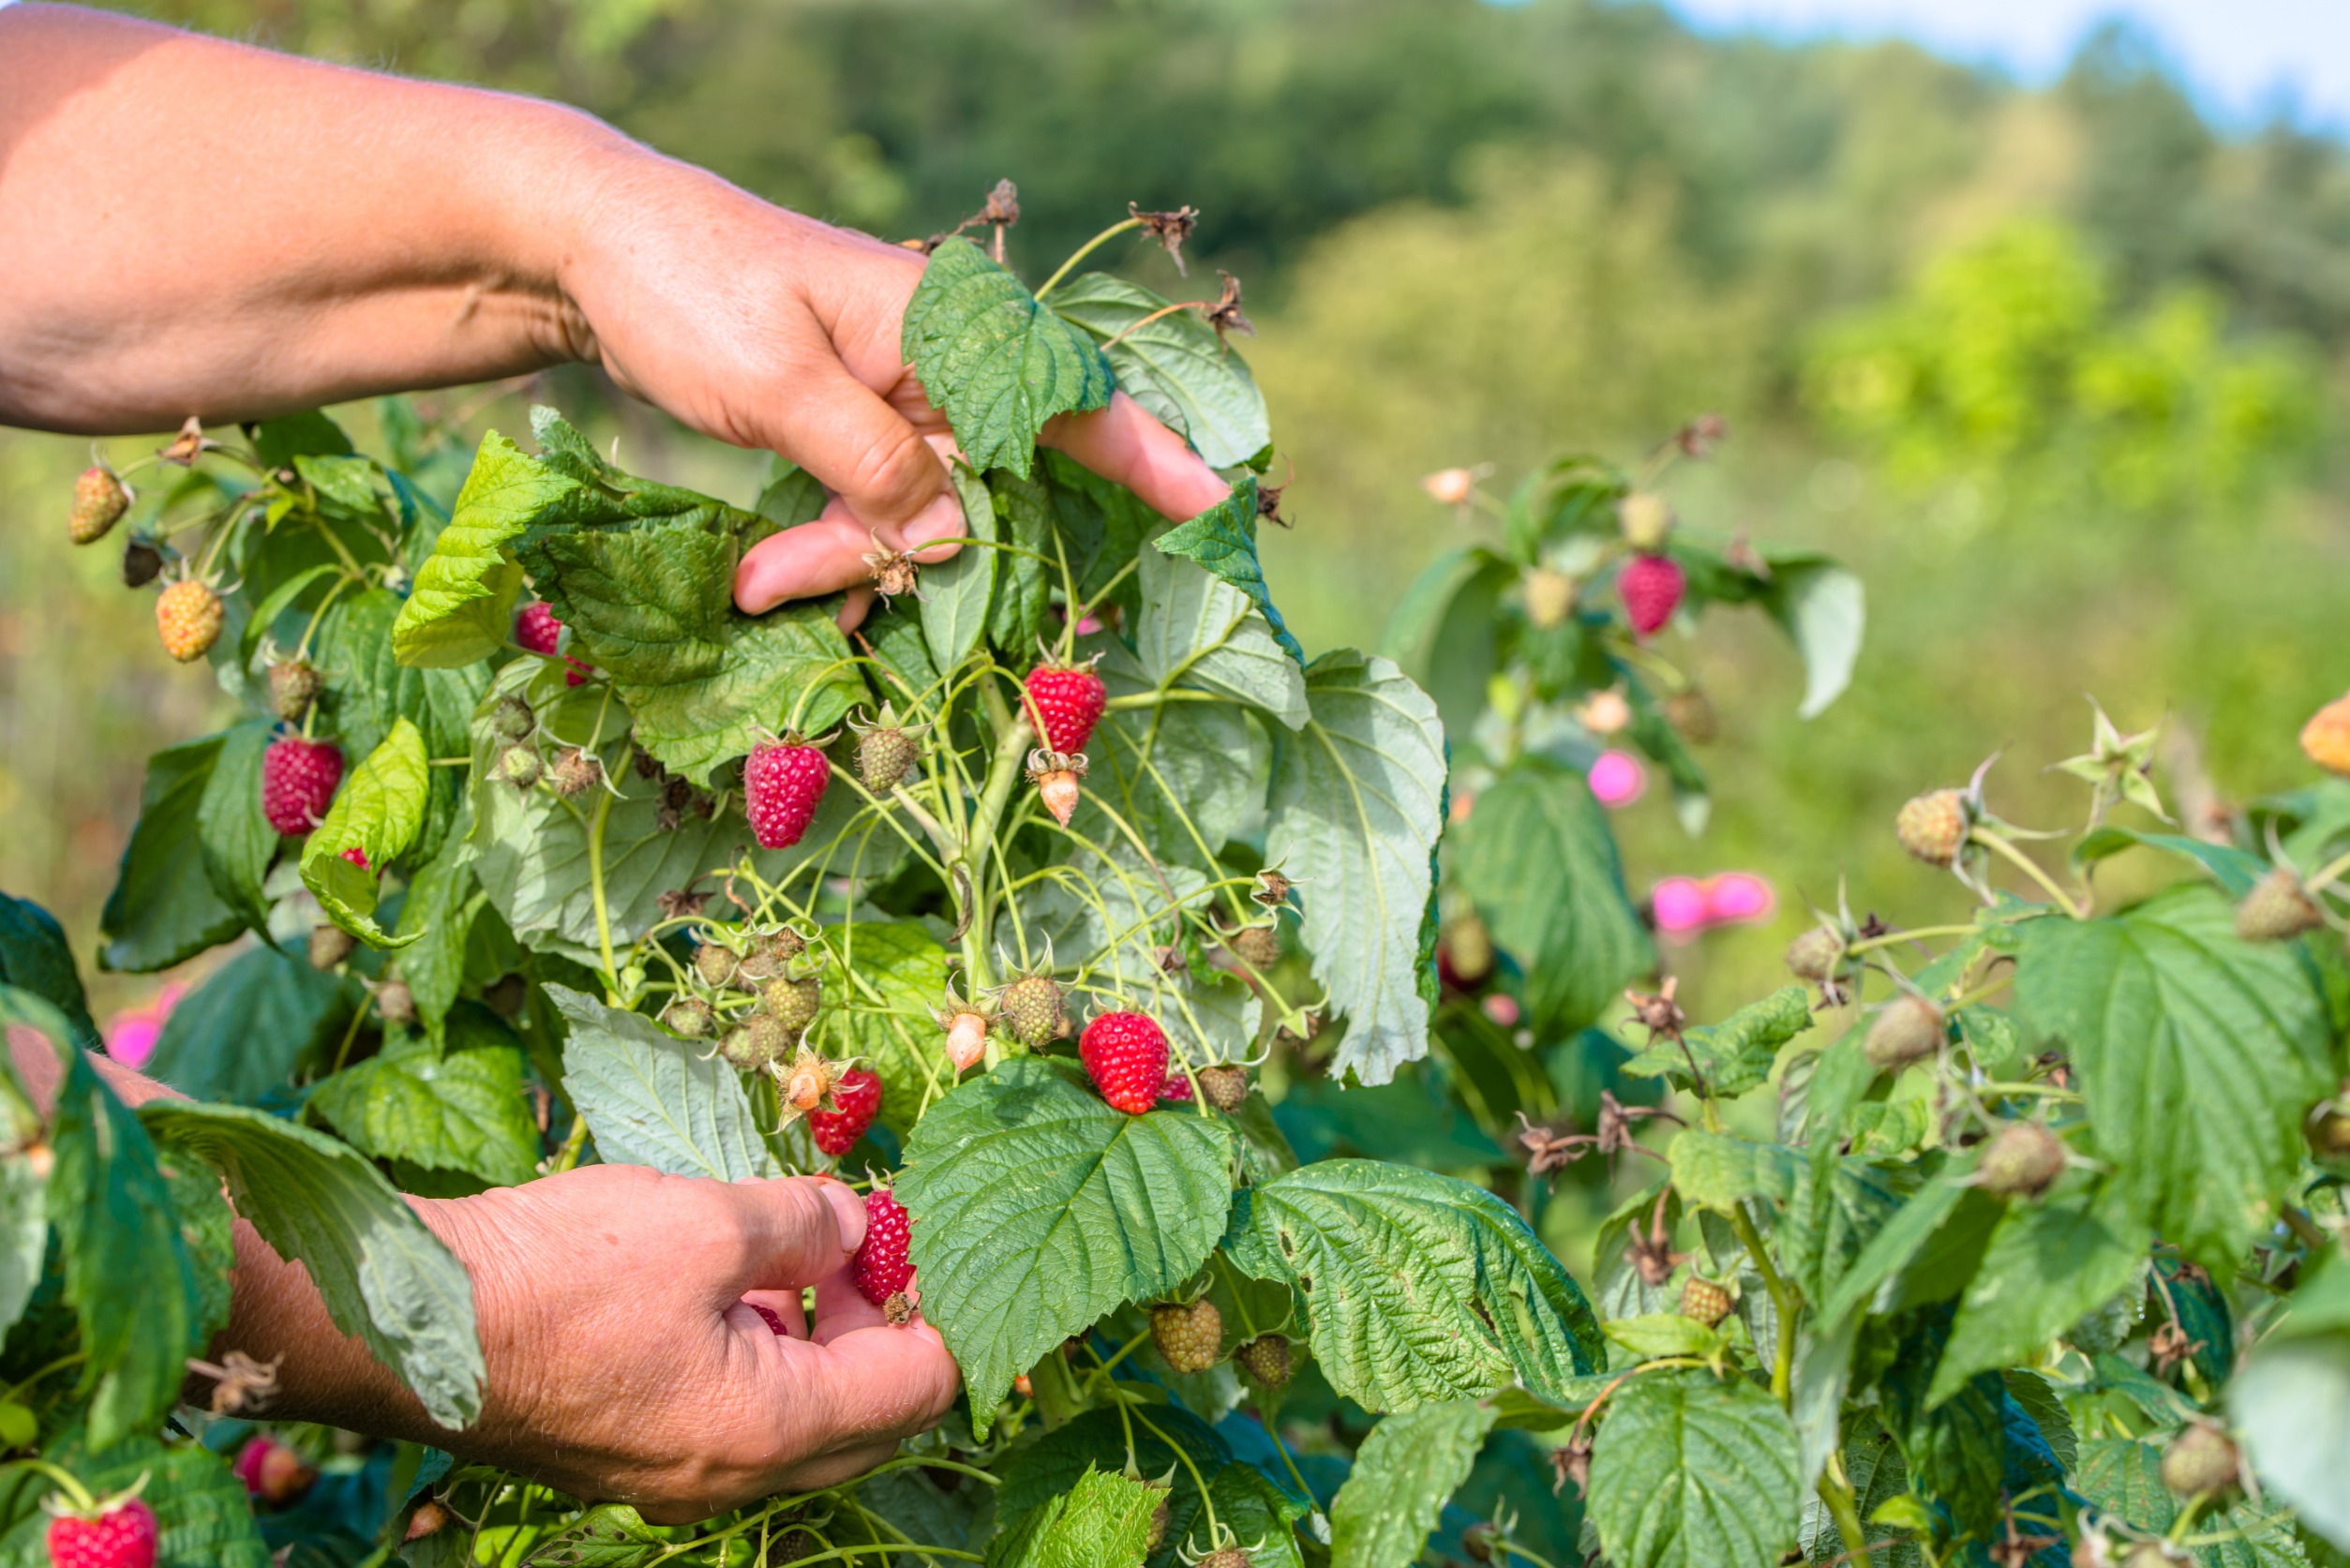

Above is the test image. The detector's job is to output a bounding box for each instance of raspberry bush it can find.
[0,187,2345,1568]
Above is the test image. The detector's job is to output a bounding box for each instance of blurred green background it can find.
[7,0,2348,1037]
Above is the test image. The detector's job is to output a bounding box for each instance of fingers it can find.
[713,1176,864,1301]
[776,358,955,542]
[734,494,965,617]
[1043,390,1233,524]
[771,1320,961,1455]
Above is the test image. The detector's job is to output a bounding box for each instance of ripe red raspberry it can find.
[234,1436,315,1504]
[749,1302,789,1337]
[46,1500,157,1568]
[262,736,344,836]
[851,1187,914,1306]
[1617,552,1685,637]
[745,739,831,850]
[1024,663,1108,754]
[1160,1071,1194,1104]
[155,579,223,663]
[514,600,589,686]
[1080,1011,1170,1113]
[809,1068,882,1157]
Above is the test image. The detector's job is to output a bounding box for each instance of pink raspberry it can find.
[515,600,590,685]
[45,1500,158,1568]
[744,739,831,850]
[262,736,343,836]
[1618,553,1686,637]
[851,1188,914,1306]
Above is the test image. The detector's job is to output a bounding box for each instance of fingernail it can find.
[818,1180,866,1252]
[902,490,966,548]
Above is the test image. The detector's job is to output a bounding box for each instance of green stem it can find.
[960,699,1037,993]
[550,1114,588,1175]
[588,783,620,999]
[1033,217,1143,300]
[1728,1204,1798,1403]
[1969,828,2084,919]
[2282,1206,2330,1251]
[1027,1349,1084,1431]
[2,1459,96,1515]
[1842,924,1981,957]
[1816,1465,1874,1568]
[1493,1543,1565,1568]
[2307,844,2350,895]
[1129,1403,1220,1547]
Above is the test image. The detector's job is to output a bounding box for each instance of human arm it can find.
[0,3,1229,617]
[5,1033,954,1522]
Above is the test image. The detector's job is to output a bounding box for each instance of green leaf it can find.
[0,1153,45,1348]
[2074,1438,2313,1568]
[894,1057,1238,1439]
[468,663,897,960]
[389,431,563,666]
[984,466,1055,656]
[396,819,477,1042]
[0,1426,269,1567]
[984,1464,1158,1568]
[2072,826,2265,893]
[902,239,1114,478]
[2234,1262,2350,1551]
[1782,1154,1905,1306]
[1264,650,1446,1084]
[1605,1313,1729,1361]
[252,409,354,467]
[1928,1179,2148,1406]
[549,985,782,1181]
[144,945,351,1103]
[141,1099,485,1427]
[1165,1464,1309,1568]
[815,921,950,1140]
[1454,757,1652,1034]
[1134,526,1309,727]
[11,988,203,1449]
[1668,1130,1800,1211]
[921,462,998,672]
[520,525,862,787]
[98,734,243,973]
[1329,1400,1496,1568]
[1812,1172,1972,1329]
[234,560,339,666]
[301,716,431,948]
[1079,641,1264,881]
[1586,1368,1801,1568]
[1051,274,1270,470]
[0,893,99,1049]
[2000,1369,2079,1473]
[1378,547,1518,743]
[1627,986,1815,1099]
[310,1039,543,1189]
[194,719,280,945]
[1757,558,1864,719]
[1154,478,1305,665]
[1224,1158,1603,1412]
[995,1405,1229,1539]
[315,586,488,794]
[2014,883,2335,1263]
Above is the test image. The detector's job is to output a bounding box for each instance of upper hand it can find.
[427,1163,958,1523]
[554,152,1232,628]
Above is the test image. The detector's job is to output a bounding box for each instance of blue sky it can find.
[1663,0,2350,131]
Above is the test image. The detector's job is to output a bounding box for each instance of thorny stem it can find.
[1032,217,1143,301]
[1968,827,2085,919]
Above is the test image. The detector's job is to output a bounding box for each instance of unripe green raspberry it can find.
[1864,994,1943,1072]
[663,996,715,1039]
[761,975,822,1035]
[1976,1121,2066,1200]
[2159,1422,2240,1500]
[1234,1334,1291,1389]
[997,974,1068,1047]
[694,942,741,989]
[1679,1277,1732,1327]
[1785,925,1845,982]
[492,695,536,741]
[720,1013,793,1071]
[1895,789,1969,866]
[497,745,544,791]
[2235,867,2324,942]
[268,659,323,724]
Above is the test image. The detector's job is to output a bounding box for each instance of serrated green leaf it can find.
[98,734,243,973]
[984,466,1054,656]
[317,587,489,786]
[1224,1158,1602,1411]
[1587,1368,1801,1568]
[902,239,1114,477]
[141,1099,485,1427]
[390,431,565,666]
[311,1039,542,1188]
[1668,1130,1800,1211]
[1626,986,1814,1099]
[1134,526,1308,728]
[1928,1179,2148,1406]
[815,921,949,1141]
[1782,1153,1905,1306]
[1051,274,1270,469]
[4,987,204,1450]
[2000,1369,2078,1473]
[234,560,339,666]
[1455,757,1652,1034]
[895,1057,1237,1440]
[144,945,351,1103]
[995,1405,1230,1539]
[1329,1400,1495,1568]
[301,716,430,948]
[1378,547,1518,744]
[194,719,279,945]
[921,462,998,673]
[397,816,477,1043]
[1605,1313,1729,1361]
[0,893,99,1050]
[2014,884,2334,1264]
[0,1426,269,1567]
[2075,1437,2312,1568]
[1264,650,1445,1085]
[549,985,781,1181]
[1154,478,1305,665]
[1082,638,1264,876]
[985,1464,1158,1568]
[469,662,897,959]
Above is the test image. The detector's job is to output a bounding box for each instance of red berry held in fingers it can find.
[45,1499,157,1568]
[1080,1011,1170,1113]
[1618,553,1685,637]
[745,739,831,849]
[1024,663,1108,754]
[852,1188,914,1306]
[749,1303,790,1337]
[809,1068,882,1157]
[262,736,344,836]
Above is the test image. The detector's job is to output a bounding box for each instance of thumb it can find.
[774,359,962,546]
[714,1176,866,1301]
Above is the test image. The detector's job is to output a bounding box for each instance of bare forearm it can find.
[0,4,629,433]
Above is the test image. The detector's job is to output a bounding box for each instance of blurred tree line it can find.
[10,0,2350,1023]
